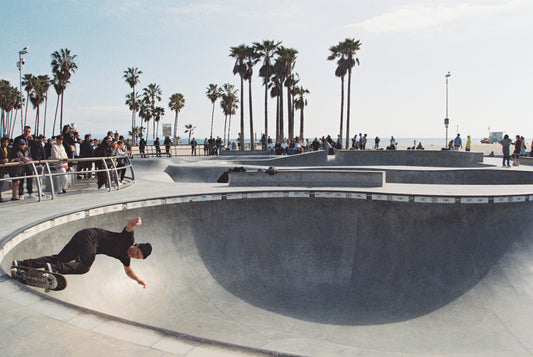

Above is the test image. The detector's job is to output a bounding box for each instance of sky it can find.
[1,0,532,142]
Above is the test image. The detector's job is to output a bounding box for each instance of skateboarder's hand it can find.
[137,279,146,288]
[126,217,142,232]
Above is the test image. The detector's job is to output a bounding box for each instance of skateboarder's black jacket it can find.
[19,227,134,274]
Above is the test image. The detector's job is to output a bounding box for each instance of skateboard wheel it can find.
[42,273,49,278]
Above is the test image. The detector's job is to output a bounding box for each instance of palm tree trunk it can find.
[248,79,255,150]
[346,68,352,149]
[228,114,232,146]
[132,88,136,145]
[287,85,293,140]
[24,93,30,128]
[210,102,215,139]
[276,95,280,141]
[174,111,179,142]
[60,92,64,130]
[264,83,268,140]
[223,114,228,146]
[52,94,60,136]
[152,119,155,141]
[279,85,284,140]
[43,96,48,137]
[239,76,244,151]
[300,104,304,140]
[339,77,345,146]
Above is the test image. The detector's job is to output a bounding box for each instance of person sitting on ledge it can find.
[12,217,152,288]
[416,142,424,150]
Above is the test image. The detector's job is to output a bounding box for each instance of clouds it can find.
[347,0,532,34]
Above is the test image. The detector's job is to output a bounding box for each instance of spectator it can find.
[164,136,172,155]
[51,135,69,194]
[512,135,521,166]
[95,136,114,189]
[453,134,462,150]
[0,136,9,202]
[465,135,472,152]
[154,137,161,157]
[500,134,512,167]
[374,136,380,150]
[191,137,197,156]
[79,134,95,179]
[139,137,147,158]
[8,139,32,200]
[13,126,36,198]
[115,140,127,184]
[62,125,75,159]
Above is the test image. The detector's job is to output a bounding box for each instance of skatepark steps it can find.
[334,150,484,167]
[228,170,385,187]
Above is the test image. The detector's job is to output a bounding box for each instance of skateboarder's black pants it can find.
[19,231,97,274]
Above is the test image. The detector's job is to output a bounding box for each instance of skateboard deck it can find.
[11,265,67,292]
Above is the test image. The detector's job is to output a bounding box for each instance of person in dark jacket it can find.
[79,134,95,178]
[62,125,75,159]
[139,137,147,158]
[0,136,10,202]
[95,136,114,189]
[9,139,33,200]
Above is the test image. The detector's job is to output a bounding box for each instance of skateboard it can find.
[11,265,67,292]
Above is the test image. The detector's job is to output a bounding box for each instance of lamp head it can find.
[445,71,451,78]
[19,46,28,55]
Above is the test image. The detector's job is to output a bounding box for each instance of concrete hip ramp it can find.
[3,194,533,355]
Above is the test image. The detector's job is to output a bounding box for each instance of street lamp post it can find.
[444,71,451,148]
[17,46,28,133]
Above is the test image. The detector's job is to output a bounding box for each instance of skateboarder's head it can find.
[128,243,152,259]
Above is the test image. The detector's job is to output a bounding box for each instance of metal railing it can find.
[0,155,135,202]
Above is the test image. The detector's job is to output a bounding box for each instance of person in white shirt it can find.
[51,135,69,194]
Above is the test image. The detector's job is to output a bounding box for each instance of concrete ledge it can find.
[334,150,484,167]
[228,170,385,187]
[236,150,328,167]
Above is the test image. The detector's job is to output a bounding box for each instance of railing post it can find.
[29,162,42,202]
[44,162,55,200]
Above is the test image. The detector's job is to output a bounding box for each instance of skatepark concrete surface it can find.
[2,151,533,356]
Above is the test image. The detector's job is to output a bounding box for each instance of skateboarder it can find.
[13,217,152,288]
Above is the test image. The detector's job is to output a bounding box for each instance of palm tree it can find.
[294,86,310,139]
[205,84,222,139]
[229,44,248,150]
[272,46,297,140]
[22,73,35,128]
[29,75,50,135]
[50,48,78,130]
[328,43,347,147]
[142,83,162,140]
[138,97,152,140]
[169,93,185,143]
[253,40,281,141]
[39,75,51,136]
[153,106,165,138]
[184,124,196,144]
[0,80,21,137]
[220,83,238,146]
[51,79,65,136]
[339,38,361,149]
[123,67,142,144]
[242,46,260,150]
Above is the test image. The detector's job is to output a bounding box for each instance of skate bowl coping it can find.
[2,190,533,355]
[228,170,385,187]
